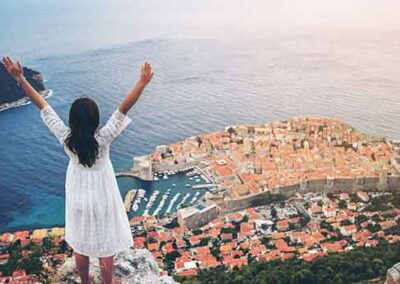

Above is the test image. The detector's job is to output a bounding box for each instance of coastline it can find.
[0,89,53,113]
[124,117,400,216]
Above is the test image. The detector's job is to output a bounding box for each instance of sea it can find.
[0,0,400,232]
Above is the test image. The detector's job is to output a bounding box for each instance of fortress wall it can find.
[305,179,327,192]
[388,176,400,190]
[278,184,300,195]
[331,178,357,192]
[221,191,278,213]
[220,175,400,213]
[364,177,380,188]
[153,161,198,173]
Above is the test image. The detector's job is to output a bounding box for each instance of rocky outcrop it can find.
[386,262,400,284]
[0,63,48,111]
[55,249,178,284]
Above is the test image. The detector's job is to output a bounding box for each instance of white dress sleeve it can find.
[97,108,132,145]
[40,105,70,145]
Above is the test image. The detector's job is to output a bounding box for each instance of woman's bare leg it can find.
[74,252,90,284]
[99,255,114,284]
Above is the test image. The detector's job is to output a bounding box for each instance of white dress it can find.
[40,105,133,258]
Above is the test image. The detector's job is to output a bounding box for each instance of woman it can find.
[2,56,153,283]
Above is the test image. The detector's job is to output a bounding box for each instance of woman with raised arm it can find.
[2,56,153,284]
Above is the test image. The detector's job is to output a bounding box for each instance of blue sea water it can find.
[1,0,400,232]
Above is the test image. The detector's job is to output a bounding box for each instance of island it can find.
[0,63,50,112]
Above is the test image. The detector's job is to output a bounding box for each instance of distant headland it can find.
[0,63,50,112]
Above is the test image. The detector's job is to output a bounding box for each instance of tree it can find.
[199,237,211,247]
[0,240,22,276]
[339,200,347,209]
[179,242,400,284]
[58,240,69,254]
[290,269,316,284]
[227,127,236,135]
[196,136,203,148]
[221,227,237,239]
[193,229,203,235]
[165,218,179,229]
[271,207,278,219]
[42,236,54,252]
[355,214,368,225]
[165,251,181,272]
[21,249,43,275]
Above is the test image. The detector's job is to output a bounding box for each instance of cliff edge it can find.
[54,249,178,284]
[386,262,400,284]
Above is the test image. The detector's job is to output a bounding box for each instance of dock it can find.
[192,184,215,189]
[124,189,137,212]
[116,171,139,178]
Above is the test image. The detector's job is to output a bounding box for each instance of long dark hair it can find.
[65,97,100,167]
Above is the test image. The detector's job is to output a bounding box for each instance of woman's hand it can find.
[139,62,153,86]
[2,56,24,81]
[1,55,48,109]
[119,62,154,114]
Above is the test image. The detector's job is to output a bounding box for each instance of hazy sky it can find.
[1,0,399,58]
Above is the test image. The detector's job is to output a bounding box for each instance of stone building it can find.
[132,155,153,181]
[177,202,220,229]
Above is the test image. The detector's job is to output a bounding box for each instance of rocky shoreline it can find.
[0,89,52,112]
[0,63,48,112]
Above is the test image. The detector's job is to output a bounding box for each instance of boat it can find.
[165,193,181,214]
[176,193,191,209]
[152,194,169,216]
[185,183,191,187]
[192,183,214,189]
[131,189,146,212]
[186,170,198,177]
[172,183,176,187]
[163,174,169,180]
[142,190,160,215]
[154,176,159,181]
[189,191,201,204]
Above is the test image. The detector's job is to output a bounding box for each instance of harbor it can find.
[118,168,211,218]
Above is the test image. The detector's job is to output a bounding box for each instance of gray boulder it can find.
[56,249,178,284]
[386,262,400,284]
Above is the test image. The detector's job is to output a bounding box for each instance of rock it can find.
[0,63,47,110]
[386,262,400,284]
[55,249,178,284]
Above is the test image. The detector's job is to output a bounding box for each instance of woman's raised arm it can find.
[118,62,153,115]
[2,56,48,110]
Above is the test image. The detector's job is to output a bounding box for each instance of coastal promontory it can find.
[0,63,49,111]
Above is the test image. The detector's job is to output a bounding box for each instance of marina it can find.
[119,168,211,218]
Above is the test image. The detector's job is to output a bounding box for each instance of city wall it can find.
[220,175,400,213]
[153,161,199,173]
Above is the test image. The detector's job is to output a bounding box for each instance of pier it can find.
[116,171,140,178]
[192,184,215,189]
[124,190,137,212]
